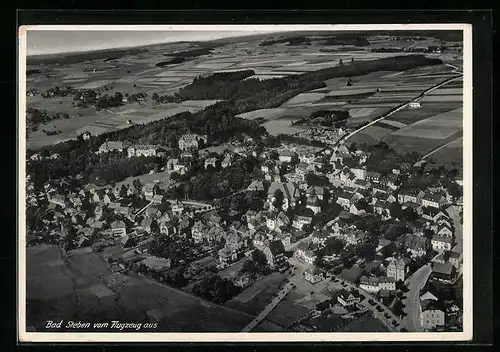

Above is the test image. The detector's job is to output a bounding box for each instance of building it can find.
[387,258,409,282]
[293,215,312,230]
[448,251,462,269]
[306,196,322,214]
[304,266,324,284]
[247,180,265,192]
[378,277,396,291]
[98,141,124,154]
[278,150,295,163]
[267,182,300,211]
[336,191,356,210]
[359,276,381,293]
[263,240,287,269]
[303,250,317,265]
[127,144,160,158]
[404,234,428,257]
[436,224,454,238]
[431,235,454,252]
[398,189,424,204]
[82,131,92,140]
[218,246,238,268]
[191,220,208,244]
[111,220,127,237]
[420,300,445,330]
[421,192,446,209]
[350,167,367,180]
[204,157,218,169]
[337,289,361,307]
[432,262,455,282]
[178,133,207,151]
[409,101,422,109]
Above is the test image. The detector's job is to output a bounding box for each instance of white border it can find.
[18,24,473,343]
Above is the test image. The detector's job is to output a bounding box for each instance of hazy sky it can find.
[26,30,285,56]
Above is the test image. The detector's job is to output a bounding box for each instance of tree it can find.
[273,189,284,211]
[252,249,268,267]
[119,184,128,198]
[339,59,344,66]
[64,226,78,251]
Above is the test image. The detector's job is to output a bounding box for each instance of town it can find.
[26,124,463,333]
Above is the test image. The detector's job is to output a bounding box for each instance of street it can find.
[241,280,294,332]
[403,264,433,332]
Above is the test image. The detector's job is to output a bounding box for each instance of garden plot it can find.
[180,100,221,108]
[194,62,236,70]
[325,88,377,97]
[261,118,308,136]
[428,137,463,165]
[355,124,395,140]
[85,284,115,299]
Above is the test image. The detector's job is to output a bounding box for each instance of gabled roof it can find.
[432,262,454,275]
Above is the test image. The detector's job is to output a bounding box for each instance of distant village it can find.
[26,127,463,332]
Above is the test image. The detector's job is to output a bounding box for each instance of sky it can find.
[26,29,286,56]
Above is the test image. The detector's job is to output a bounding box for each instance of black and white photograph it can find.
[18,24,472,342]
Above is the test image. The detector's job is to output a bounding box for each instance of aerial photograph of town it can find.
[22,26,465,336]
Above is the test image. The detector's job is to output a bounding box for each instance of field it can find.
[26,33,463,150]
[26,244,282,332]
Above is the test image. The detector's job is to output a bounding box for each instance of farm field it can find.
[26,244,280,332]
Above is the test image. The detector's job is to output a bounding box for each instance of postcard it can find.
[18,23,472,342]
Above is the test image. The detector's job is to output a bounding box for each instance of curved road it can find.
[402,263,433,332]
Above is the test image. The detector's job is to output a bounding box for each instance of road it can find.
[402,264,433,332]
[241,280,294,332]
[446,204,463,254]
[334,73,464,148]
[333,277,401,332]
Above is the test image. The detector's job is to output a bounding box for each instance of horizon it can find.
[26,30,289,57]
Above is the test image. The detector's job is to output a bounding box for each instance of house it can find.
[306,196,322,214]
[221,155,232,168]
[421,192,446,209]
[127,144,159,158]
[378,277,396,291]
[139,218,153,233]
[145,206,161,219]
[293,215,312,230]
[397,189,423,204]
[431,235,454,252]
[204,157,218,169]
[366,171,381,183]
[350,167,367,180]
[263,240,287,269]
[152,194,164,205]
[349,203,366,216]
[294,242,310,260]
[404,234,428,257]
[343,229,367,246]
[171,201,185,216]
[304,266,324,284]
[206,225,225,244]
[373,200,391,218]
[432,251,450,264]
[420,300,445,330]
[448,251,462,268]
[277,232,291,247]
[191,220,208,244]
[432,262,455,282]
[98,141,124,154]
[218,246,238,268]
[387,258,409,282]
[267,182,300,211]
[303,250,317,266]
[278,150,295,163]
[178,133,207,151]
[143,183,157,201]
[422,206,441,221]
[353,179,370,190]
[337,289,361,307]
[359,276,381,293]
[336,191,356,210]
[436,224,454,238]
[226,231,245,252]
[260,160,276,174]
[94,205,103,219]
[82,131,92,140]
[161,223,178,237]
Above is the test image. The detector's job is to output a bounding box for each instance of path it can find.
[334,74,464,148]
[402,263,433,332]
[241,280,294,332]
